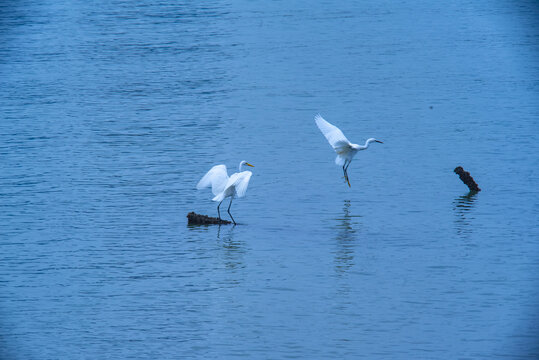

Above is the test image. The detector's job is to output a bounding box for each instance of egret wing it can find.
[225,171,252,198]
[196,164,229,195]
[315,114,352,153]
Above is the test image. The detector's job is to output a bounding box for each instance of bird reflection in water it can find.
[453,191,478,238]
[334,200,360,274]
[217,225,246,277]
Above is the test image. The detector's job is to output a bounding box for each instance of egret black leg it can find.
[344,160,351,187]
[342,160,351,187]
[217,200,223,220]
[227,197,236,225]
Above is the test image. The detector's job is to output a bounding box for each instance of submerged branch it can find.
[454,166,481,192]
[187,212,232,225]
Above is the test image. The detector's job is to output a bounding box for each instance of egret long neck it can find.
[360,139,374,150]
[358,140,370,150]
[238,162,244,172]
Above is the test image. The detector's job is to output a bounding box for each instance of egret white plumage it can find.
[196,161,254,225]
[315,114,382,187]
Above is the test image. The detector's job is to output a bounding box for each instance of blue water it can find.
[1,1,538,359]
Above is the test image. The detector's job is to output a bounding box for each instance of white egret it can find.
[315,114,382,187]
[196,161,254,225]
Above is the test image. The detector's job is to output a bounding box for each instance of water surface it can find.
[1,1,538,359]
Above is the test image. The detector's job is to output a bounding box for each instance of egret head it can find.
[239,160,254,170]
[367,138,383,144]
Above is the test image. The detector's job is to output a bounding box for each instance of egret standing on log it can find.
[315,114,382,187]
[196,161,254,225]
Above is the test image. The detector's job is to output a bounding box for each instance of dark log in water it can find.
[454,166,481,192]
[187,212,232,225]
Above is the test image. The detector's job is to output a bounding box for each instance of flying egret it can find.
[196,161,254,225]
[315,114,382,187]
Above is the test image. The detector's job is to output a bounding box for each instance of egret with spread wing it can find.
[196,161,254,224]
[315,114,382,187]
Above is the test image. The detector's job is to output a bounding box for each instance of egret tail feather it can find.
[212,192,226,202]
[335,155,346,166]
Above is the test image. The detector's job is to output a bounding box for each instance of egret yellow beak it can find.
[245,162,254,167]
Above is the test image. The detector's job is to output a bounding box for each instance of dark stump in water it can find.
[454,166,481,192]
[187,212,232,225]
